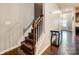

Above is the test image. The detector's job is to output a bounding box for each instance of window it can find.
[63,19,67,27]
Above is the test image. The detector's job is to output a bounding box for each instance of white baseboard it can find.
[38,44,50,55]
[0,44,20,55]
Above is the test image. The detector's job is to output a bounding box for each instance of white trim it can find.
[0,44,20,54]
[38,43,50,55]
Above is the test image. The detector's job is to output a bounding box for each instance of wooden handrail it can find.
[35,14,43,23]
[33,15,43,28]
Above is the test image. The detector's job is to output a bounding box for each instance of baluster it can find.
[32,15,43,55]
[38,24,40,38]
[38,18,41,38]
[36,21,39,40]
[36,26,38,41]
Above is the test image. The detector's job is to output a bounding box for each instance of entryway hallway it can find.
[43,31,79,55]
[1,3,79,55]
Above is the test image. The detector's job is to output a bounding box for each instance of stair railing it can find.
[32,14,44,54]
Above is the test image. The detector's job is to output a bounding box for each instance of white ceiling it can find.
[57,3,79,13]
[57,3,79,9]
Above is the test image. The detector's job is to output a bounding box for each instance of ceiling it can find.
[57,3,79,9]
[57,3,79,13]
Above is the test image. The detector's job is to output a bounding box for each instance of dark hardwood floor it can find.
[2,46,29,55]
[42,45,58,55]
[2,31,79,55]
[42,31,79,55]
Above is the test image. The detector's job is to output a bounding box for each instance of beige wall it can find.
[0,3,34,53]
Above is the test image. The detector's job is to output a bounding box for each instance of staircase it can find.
[20,15,43,55]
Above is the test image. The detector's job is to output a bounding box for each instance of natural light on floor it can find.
[58,31,76,55]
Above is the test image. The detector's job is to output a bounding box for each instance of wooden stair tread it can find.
[21,45,33,55]
[28,33,33,39]
[25,37,34,45]
[21,41,33,50]
[25,37,33,43]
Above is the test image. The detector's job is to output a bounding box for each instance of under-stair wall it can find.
[0,3,34,54]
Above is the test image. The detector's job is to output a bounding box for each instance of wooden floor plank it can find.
[2,46,29,55]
